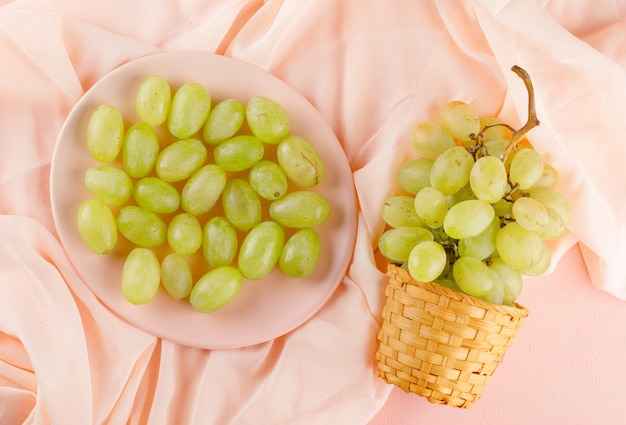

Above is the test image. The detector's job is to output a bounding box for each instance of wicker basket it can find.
[376,264,529,408]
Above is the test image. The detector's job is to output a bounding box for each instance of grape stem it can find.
[500,65,540,161]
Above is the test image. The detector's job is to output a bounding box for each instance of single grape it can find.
[160,253,193,300]
[534,206,566,240]
[279,228,322,278]
[214,135,264,172]
[458,215,500,260]
[478,116,511,143]
[521,242,551,276]
[245,96,290,144]
[381,195,424,228]
[509,148,544,190]
[269,191,331,228]
[469,155,508,203]
[84,165,133,206]
[222,178,262,231]
[532,163,558,188]
[452,256,494,298]
[116,206,167,248]
[238,221,285,280]
[202,98,246,145]
[443,199,495,240]
[167,82,211,139]
[202,216,238,268]
[488,257,523,305]
[496,222,547,273]
[527,186,571,226]
[276,135,326,188]
[439,101,480,143]
[414,187,448,228]
[181,164,227,216]
[135,76,171,126]
[512,196,549,233]
[155,138,207,182]
[249,160,289,200]
[481,270,505,305]
[435,278,462,293]
[189,266,243,313]
[122,248,160,305]
[407,240,447,283]
[122,122,160,178]
[483,138,510,158]
[77,199,117,254]
[377,226,434,263]
[445,183,477,207]
[493,198,513,219]
[167,212,203,255]
[410,121,456,161]
[396,159,433,195]
[430,146,474,195]
[87,104,124,162]
[133,177,180,214]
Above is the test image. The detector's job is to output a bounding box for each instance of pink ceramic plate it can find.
[50,52,357,349]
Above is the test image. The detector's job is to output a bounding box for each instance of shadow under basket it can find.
[376,264,529,408]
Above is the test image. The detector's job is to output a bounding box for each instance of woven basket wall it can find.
[376,264,529,408]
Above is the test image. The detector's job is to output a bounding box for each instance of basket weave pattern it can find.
[376,264,529,408]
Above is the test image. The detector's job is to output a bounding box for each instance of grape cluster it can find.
[378,67,570,306]
[77,76,329,313]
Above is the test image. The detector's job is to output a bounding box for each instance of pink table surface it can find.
[1,1,626,424]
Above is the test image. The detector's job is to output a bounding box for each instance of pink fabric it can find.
[1,0,625,424]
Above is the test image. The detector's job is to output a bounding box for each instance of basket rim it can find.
[386,263,529,317]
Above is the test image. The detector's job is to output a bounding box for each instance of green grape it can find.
[214,135,264,172]
[496,222,547,273]
[77,199,117,254]
[202,98,246,145]
[222,178,262,231]
[532,163,558,188]
[479,116,511,143]
[396,159,433,195]
[481,270,505,305]
[443,199,495,240]
[535,206,566,240]
[378,226,434,263]
[509,148,544,190]
[445,183,477,207]
[410,121,456,161]
[381,196,424,228]
[469,155,507,203]
[189,266,242,313]
[202,216,238,268]
[133,177,180,214]
[122,122,160,178]
[135,76,171,126]
[160,252,193,300]
[512,196,549,233]
[452,256,494,298]
[488,257,523,305]
[155,138,207,182]
[276,135,326,188]
[84,165,133,206]
[238,221,285,280]
[279,228,322,278]
[430,146,474,195]
[483,138,510,158]
[245,96,290,144]
[167,212,203,255]
[249,160,289,200]
[414,187,448,228]
[87,104,124,162]
[407,241,447,283]
[122,248,160,305]
[527,186,571,226]
[521,241,551,276]
[181,164,227,216]
[269,191,331,228]
[458,215,499,260]
[435,278,462,293]
[493,198,513,219]
[116,206,167,248]
[167,82,211,139]
[440,101,480,143]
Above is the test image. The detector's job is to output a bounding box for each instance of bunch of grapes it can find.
[378,66,570,306]
[77,76,329,313]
